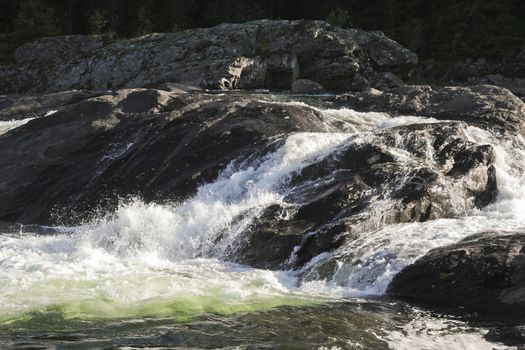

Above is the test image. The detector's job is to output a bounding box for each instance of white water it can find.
[0,107,523,348]
[0,110,57,136]
[0,117,35,135]
[383,310,516,350]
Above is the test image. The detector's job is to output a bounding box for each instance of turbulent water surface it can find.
[1,101,524,349]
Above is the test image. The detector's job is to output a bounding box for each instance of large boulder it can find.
[0,20,417,94]
[387,231,525,323]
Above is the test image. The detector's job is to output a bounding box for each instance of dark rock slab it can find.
[0,90,107,121]
[0,88,334,225]
[387,231,525,323]
[472,74,525,98]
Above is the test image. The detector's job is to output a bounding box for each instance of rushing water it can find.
[0,117,35,136]
[0,104,524,349]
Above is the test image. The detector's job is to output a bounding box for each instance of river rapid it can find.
[1,98,524,349]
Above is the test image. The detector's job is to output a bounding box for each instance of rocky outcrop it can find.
[387,231,525,323]
[234,122,498,269]
[333,84,525,133]
[0,20,417,94]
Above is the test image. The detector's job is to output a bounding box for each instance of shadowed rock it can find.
[387,231,525,323]
[0,90,107,121]
[291,79,327,94]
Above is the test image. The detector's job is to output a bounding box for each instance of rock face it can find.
[0,20,417,94]
[387,232,525,323]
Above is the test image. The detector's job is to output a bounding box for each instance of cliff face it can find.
[0,20,417,94]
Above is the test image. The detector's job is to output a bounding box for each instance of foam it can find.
[383,311,516,350]
[0,117,35,135]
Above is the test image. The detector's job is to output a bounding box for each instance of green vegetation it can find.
[0,0,524,63]
[325,7,352,29]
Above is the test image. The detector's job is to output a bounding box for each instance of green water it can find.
[2,300,519,350]
[0,301,402,349]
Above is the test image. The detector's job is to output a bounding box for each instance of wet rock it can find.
[231,205,303,269]
[152,82,202,93]
[334,84,525,133]
[0,88,335,225]
[387,231,525,323]
[0,221,63,235]
[235,122,498,269]
[0,20,417,94]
